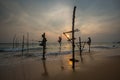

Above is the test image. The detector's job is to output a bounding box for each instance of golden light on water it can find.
[68,60,72,66]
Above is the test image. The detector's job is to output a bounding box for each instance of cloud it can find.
[0,0,120,42]
[0,0,74,42]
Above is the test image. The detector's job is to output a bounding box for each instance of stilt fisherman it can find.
[87,37,91,53]
[39,33,47,60]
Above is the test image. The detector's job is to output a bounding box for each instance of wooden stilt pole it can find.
[22,35,24,56]
[13,34,16,49]
[79,37,82,56]
[79,37,83,63]
[27,32,29,53]
[89,43,91,53]
[72,6,76,70]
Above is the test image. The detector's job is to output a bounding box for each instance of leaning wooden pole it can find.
[72,6,76,70]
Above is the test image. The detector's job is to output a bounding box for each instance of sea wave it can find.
[0,42,120,53]
[0,47,42,52]
[91,46,112,49]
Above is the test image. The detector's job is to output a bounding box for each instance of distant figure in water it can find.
[58,36,62,45]
[87,37,91,53]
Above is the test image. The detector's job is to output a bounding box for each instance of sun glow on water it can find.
[68,61,72,66]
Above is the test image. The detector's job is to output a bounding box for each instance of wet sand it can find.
[0,48,120,80]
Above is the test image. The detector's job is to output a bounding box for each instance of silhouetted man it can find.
[58,36,62,54]
[87,37,91,53]
[58,36,62,45]
[40,33,47,60]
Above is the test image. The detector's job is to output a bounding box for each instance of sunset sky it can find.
[0,0,120,43]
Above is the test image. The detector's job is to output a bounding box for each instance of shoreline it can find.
[0,48,120,80]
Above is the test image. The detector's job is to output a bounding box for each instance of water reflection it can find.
[79,51,94,64]
[68,60,72,66]
[41,60,49,76]
[80,55,83,63]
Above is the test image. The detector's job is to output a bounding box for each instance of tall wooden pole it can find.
[79,37,82,56]
[27,32,29,53]
[72,6,76,70]
[79,37,83,63]
[22,35,24,56]
[13,34,16,49]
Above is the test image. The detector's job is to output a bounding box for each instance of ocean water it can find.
[0,42,120,66]
[0,42,119,55]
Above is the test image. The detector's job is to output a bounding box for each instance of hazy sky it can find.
[0,0,120,43]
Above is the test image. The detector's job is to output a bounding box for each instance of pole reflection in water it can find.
[41,60,49,76]
[80,55,83,63]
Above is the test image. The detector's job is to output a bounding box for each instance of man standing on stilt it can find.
[87,37,91,53]
[40,33,47,60]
